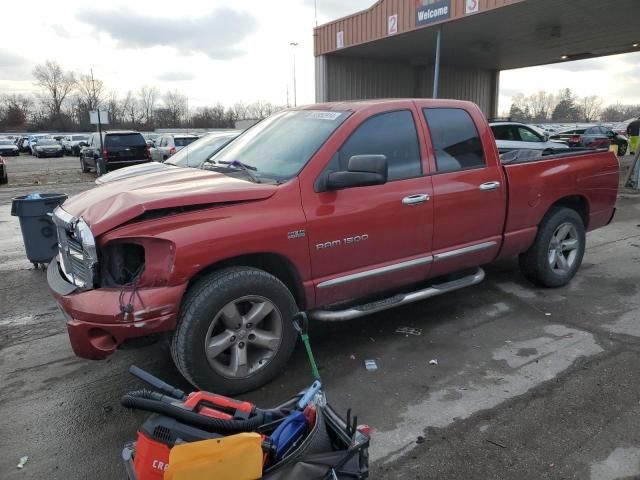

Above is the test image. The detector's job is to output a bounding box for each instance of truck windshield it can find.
[208,110,349,182]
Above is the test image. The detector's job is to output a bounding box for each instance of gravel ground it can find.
[0,153,639,479]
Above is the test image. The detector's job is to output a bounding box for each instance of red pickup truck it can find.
[48,99,619,394]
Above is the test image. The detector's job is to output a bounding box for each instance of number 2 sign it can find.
[388,14,398,35]
[466,0,479,14]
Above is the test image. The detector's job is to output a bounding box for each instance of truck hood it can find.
[62,168,278,236]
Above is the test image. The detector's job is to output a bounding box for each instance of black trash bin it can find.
[11,193,68,267]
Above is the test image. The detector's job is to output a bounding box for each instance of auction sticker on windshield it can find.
[306,111,344,121]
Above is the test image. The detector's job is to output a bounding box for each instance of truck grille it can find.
[52,207,97,289]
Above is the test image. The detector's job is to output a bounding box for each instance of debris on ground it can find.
[429,359,438,366]
[416,436,425,444]
[486,439,507,449]
[349,354,356,360]
[545,313,552,316]
[395,326,422,336]
[17,456,29,469]
[364,359,378,371]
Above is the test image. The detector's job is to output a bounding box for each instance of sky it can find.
[0,0,639,111]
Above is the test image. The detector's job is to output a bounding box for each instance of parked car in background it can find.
[62,134,90,155]
[25,134,51,154]
[490,122,569,153]
[33,138,64,157]
[80,130,151,176]
[17,137,29,152]
[552,126,628,155]
[96,131,239,184]
[0,139,20,156]
[0,156,7,184]
[150,133,199,162]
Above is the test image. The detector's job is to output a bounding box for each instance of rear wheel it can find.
[618,142,627,156]
[519,207,585,287]
[171,267,298,394]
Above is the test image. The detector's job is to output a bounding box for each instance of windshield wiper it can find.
[216,160,260,183]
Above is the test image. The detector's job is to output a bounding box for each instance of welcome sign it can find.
[416,0,451,26]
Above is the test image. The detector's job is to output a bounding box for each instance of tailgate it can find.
[105,134,147,161]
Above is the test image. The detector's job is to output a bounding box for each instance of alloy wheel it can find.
[204,295,283,379]
[548,223,579,274]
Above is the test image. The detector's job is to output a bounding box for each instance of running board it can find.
[308,268,485,322]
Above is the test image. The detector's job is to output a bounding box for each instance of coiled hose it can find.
[122,390,269,432]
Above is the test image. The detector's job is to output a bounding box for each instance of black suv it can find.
[80,131,151,176]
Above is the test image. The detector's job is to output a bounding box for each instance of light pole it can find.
[289,42,299,107]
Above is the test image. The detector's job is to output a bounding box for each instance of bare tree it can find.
[120,90,141,126]
[0,94,33,127]
[32,61,76,118]
[138,85,159,125]
[163,90,188,126]
[579,95,603,122]
[527,91,556,122]
[76,74,104,111]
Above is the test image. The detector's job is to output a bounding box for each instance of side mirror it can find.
[326,155,388,191]
[543,133,550,142]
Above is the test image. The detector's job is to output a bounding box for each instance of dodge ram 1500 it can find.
[48,99,619,394]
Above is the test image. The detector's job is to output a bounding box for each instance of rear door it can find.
[301,107,434,306]
[105,133,147,163]
[421,107,507,277]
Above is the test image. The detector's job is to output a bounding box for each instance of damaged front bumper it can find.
[47,259,187,359]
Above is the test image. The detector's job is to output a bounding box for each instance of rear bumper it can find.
[105,159,151,169]
[47,259,187,359]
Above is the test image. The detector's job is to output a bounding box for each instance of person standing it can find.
[627,117,640,155]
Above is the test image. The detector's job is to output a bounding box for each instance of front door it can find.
[421,107,507,277]
[301,108,434,307]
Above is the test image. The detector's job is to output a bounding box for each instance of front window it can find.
[38,139,58,146]
[518,127,543,142]
[207,110,349,183]
[72,135,88,141]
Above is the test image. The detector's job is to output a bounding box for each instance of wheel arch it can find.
[188,253,307,310]
[547,195,590,229]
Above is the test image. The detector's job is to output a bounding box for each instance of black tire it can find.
[80,157,90,173]
[171,267,298,395]
[617,142,627,157]
[519,207,585,288]
[33,150,38,158]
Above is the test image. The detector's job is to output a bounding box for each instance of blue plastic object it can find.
[270,411,308,460]
[297,380,322,410]
[25,192,43,200]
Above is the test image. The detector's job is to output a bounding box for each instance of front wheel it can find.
[171,267,298,395]
[519,207,585,287]
[96,159,107,176]
[80,157,90,173]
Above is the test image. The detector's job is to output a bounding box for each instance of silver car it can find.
[490,122,569,154]
[149,134,200,162]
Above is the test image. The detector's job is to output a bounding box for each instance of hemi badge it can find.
[288,230,306,240]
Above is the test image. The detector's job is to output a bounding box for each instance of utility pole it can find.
[289,42,299,107]
[91,68,104,156]
[314,0,318,26]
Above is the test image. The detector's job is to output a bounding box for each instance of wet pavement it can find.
[1,160,640,479]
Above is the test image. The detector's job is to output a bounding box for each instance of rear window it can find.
[72,135,88,141]
[105,133,145,147]
[423,108,486,173]
[174,137,198,147]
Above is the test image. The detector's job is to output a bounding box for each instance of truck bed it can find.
[497,148,619,260]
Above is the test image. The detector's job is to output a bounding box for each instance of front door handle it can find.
[479,181,501,191]
[402,193,430,205]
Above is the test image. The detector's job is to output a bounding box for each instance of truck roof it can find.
[298,98,480,113]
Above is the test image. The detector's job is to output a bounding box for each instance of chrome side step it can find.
[309,268,485,322]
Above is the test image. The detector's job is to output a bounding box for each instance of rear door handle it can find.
[402,194,430,205]
[479,181,501,191]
